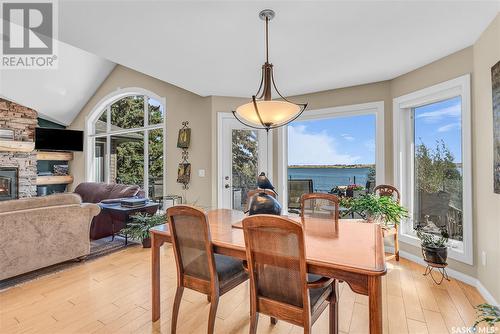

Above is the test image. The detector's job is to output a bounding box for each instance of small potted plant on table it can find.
[120,213,167,248]
[416,228,449,265]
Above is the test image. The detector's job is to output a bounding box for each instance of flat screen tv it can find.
[35,128,84,152]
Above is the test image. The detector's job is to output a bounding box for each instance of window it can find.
[287,114,376,210]
[393,75,472,264]
[87,91,165,200]
[276,102,385,211]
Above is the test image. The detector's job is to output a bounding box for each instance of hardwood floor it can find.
[0,244,485,334]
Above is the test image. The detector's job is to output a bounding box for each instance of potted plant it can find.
[345,194,409,227]
[474,303,500,329]
[416,228,449,265]
[120,213,167,248]
[347,184,365,198]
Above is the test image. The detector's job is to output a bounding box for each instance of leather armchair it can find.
[74,182,145,240]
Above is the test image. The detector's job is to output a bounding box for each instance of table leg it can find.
[368,276,382,334]
[151,233,164,322]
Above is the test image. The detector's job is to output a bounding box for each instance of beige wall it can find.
[472,14,500,302]
[68,14,500,302]
[68,65,213,208]
[391,47,474,98]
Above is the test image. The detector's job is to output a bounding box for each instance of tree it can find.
[109,96,164,188]
[232,130,259,192]
[415,139,461,194]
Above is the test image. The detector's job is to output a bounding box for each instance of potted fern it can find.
[121,213,167,248]
[344,194,409,227]
[416,228,449,265]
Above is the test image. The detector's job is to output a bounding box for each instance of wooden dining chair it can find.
[300,193,340,223]
[166,205,248,334]
[373,184,401,261]
[245,188,277,212]
[242,214,338,334]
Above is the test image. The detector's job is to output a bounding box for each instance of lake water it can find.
[287,167,373,192]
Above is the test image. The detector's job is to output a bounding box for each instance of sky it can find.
[288,114,376,165]
[414,96,462,163]
[288,96,462,166]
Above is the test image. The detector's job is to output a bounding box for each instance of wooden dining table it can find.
[150,209,387,334]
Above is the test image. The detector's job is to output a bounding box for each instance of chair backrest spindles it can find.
[300,193,340,222]
[374,185,400,203]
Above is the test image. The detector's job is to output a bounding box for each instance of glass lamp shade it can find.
[235,100,301,128]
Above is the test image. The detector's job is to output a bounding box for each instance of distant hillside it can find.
[288,164,375,169]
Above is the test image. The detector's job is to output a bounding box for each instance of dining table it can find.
[150,209,387,334]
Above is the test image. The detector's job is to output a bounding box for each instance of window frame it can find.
[392,74,472,264]
[85,88,166,198]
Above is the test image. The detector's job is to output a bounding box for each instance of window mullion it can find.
[106,134,110,184]
[144,129,149,198]
[106,106,111,133]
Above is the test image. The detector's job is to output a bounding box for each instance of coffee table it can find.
[98,201,159,244]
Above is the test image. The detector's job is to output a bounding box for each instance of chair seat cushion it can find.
[215,254,246,283]
[308,274,333,313]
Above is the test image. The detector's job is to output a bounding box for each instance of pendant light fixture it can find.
[233,9,307,131]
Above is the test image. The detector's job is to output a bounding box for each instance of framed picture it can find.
[177,163,191,185]
[492,60,500,194]
[177,128,191,149]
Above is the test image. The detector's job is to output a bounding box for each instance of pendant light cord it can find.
[267,129,270,176]
[265,17,269,63]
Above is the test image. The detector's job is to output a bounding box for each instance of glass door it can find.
[219,115,270,210]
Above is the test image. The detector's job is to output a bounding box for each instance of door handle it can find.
[225,184,230,189]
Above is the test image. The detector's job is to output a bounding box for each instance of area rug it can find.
[0,236,139,291]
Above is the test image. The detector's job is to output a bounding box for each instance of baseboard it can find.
[385,246,498,305]
[475,280,499,306]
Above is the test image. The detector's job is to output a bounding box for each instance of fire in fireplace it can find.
[0,168,18,201]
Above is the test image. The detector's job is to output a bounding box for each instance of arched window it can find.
[86,89,165,200]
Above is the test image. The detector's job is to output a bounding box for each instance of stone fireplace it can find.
[0,98,38,200]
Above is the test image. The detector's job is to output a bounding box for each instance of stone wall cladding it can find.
[0,98,38,198]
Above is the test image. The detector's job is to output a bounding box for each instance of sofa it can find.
[74,182,145,240]
[0,193,100,280]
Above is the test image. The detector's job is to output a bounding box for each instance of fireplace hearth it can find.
[0,168,18,201]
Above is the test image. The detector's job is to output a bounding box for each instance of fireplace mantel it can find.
[0,140,35,153]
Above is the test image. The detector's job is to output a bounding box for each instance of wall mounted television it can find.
[35,128,84,152]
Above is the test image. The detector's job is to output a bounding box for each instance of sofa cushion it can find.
[74,182,115,203]
[0,193,81,214]
[108,183,141,199]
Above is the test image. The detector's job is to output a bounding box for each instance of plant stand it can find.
[423,261,450,285]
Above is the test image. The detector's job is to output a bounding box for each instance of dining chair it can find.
[300,193,340,223]
[373,184,401,261]
[245,188,277,212]
[166,205,248,334]
[242,214,338,334]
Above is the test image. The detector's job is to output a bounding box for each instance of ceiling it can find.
[0,40,115,125]
[58,1,499,98]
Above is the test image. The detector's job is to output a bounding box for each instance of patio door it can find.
[218,114,271,210]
